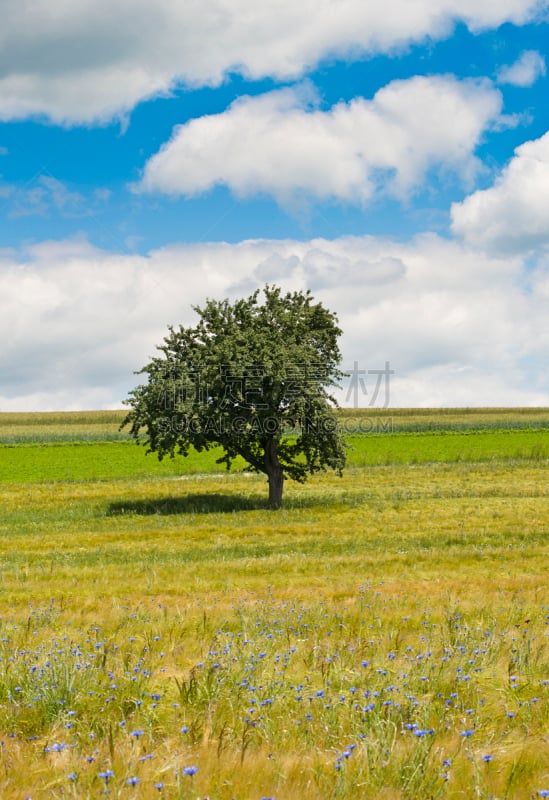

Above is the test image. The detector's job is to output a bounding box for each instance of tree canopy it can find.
[121,285,347,508]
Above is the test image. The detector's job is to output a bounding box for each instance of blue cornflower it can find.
[482,754,493,763]
[127,777,140,786]
[154,783,164,792]
[99,769,114,782]
[461,729,474,738]
[183,765,198,776]
[130,729,144,738]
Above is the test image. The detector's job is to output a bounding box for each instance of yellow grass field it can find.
[0,410,548,798]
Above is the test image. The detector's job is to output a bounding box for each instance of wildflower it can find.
[127,777,140,786]
[460,729,474,738]
[154,784,164,792]
[130,729,144,738]
[183,766,198,776]
[67,773,78,781]
[482,754,493,763]
[44,742,67,754]
[98,769,114,782]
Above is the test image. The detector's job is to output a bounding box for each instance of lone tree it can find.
[122,285,346,508]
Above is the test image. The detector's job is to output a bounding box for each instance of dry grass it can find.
[0,414,549,797]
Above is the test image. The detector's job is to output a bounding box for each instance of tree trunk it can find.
[265,436,284,509]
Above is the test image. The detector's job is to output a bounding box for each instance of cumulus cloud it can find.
[1,233,548,410]
[0,0,545,124]
[451,130,549,253]
[497,49,547,86]
[137,76,502,205]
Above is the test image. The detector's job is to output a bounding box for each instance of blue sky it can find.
[1,1,549,410]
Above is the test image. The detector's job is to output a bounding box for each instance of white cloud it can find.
[137,76,502,205]
[0,0,545,124]
[497,49,547,86]
[1,174,111,219]
[451,130,549,253]
[1,233,548,411]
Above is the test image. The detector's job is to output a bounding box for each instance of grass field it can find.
[0,409,548,798]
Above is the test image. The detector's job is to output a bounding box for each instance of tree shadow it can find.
[105,490,353,516]
[106,493,269,516]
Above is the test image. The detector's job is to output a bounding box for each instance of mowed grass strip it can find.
[0,439,244,483]
[1,428,548,483]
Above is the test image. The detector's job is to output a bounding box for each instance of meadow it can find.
[0,409,548,798]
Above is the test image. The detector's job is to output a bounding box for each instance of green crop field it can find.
[0,409,548,798]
